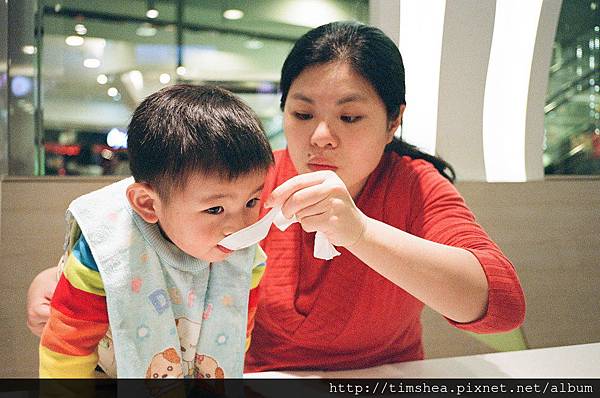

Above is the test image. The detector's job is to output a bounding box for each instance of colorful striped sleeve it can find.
[245,245,267,352]
[39,235,108,378]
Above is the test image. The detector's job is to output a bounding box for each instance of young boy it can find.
[39,84,273,378]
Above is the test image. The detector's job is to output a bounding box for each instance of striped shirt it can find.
[40,234,266,378]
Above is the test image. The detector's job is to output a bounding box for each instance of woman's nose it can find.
[310,121,337,148]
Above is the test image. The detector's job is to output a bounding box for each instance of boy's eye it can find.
[341,115,362,123]
[294,112,312,120]
[204,206,224,215]
[246,198,260,208]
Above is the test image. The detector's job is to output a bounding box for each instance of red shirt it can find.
[245,150,525,372]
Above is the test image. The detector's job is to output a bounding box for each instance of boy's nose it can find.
[223,214,252,236]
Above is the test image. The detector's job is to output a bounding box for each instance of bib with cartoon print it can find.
[66,177,254,378]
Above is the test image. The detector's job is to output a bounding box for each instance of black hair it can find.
[127,84,274,199]
[280,21,455,182]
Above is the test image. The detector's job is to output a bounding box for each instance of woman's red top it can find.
[245,149,525,372]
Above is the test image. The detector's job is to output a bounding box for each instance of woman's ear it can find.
[126,182,160,224]
[386,104,406,143]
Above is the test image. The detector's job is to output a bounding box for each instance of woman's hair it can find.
[127,84,274,200]
[280,21,455,182]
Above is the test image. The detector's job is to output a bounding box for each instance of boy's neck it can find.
[157,222,174,244]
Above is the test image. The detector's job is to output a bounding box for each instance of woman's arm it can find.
[27,264,60,337]
[346,216,488,323]
[266,169,521,326]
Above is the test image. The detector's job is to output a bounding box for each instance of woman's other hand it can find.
[27,264,60,336]
[265,170,367,248]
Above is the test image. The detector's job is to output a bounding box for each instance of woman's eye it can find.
[246,198,260,208]
[341,115,362,123]
[294,112,312,120]
[204,206,224,215]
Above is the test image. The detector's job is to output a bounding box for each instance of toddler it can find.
[39,84,273,378]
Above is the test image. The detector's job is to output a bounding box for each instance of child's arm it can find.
[39,235,109,378]
[245,246,267,352]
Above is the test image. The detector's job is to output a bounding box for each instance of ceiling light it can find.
[83,58,101,68]
[74,23,87,35]
[65,35,84,46]
[107,87,119,97]
[97,74,108,85]
[146,0,159,18]
[223,9,244,20]
[176,66,186,76]
[159,73,171,84]
[136,23,157,37]
[22,45,37,55]
[245,39,264,50]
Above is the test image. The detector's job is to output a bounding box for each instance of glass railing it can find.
[544,25,600,175]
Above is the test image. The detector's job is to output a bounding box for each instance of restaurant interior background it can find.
[0,0,599,377]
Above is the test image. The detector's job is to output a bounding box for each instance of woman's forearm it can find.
[27,265,60,336]
[347,216,489,323]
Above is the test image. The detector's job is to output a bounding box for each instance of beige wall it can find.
[0,177,119,378]
[422,177,600,359]
[1,176,599,377]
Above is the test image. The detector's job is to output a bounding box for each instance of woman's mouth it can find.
[216,245,233,254]
[307,163,338,172]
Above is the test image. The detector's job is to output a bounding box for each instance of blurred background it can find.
[1,0,598,177]
[1,0,599,378]
[3,0,368,176]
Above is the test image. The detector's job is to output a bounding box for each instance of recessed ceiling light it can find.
[223,9,244,20]
[97,74,108,85]
[159,73,171,84]
[22,45,37,55]
[107,87,119,97]
[65,35,84,46]
[74,24,87,35]
[83,58,101,68]
[176,66,186,76]
[146,8,159,18]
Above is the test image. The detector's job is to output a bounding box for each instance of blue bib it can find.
[66,177,255,378]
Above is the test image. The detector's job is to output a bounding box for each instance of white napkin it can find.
[218,206,341,260]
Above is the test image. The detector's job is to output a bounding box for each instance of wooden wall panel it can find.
[1,177,599,376]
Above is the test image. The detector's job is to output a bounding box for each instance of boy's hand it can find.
[27,264,60,336]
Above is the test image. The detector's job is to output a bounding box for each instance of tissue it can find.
[218,206,341,260]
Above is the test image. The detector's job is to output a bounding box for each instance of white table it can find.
[245,342,600,378]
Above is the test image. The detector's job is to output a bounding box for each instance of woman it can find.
[28,21,525,372]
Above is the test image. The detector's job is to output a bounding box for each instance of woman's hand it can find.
[267,172,490,324]
[27,264,60,337]
[265,170,367,248]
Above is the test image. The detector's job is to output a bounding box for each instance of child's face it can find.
[154,170,267,262]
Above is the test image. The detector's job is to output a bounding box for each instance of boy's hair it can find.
[127,84,274,199]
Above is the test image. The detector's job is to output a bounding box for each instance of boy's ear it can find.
[126,182,160,224]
